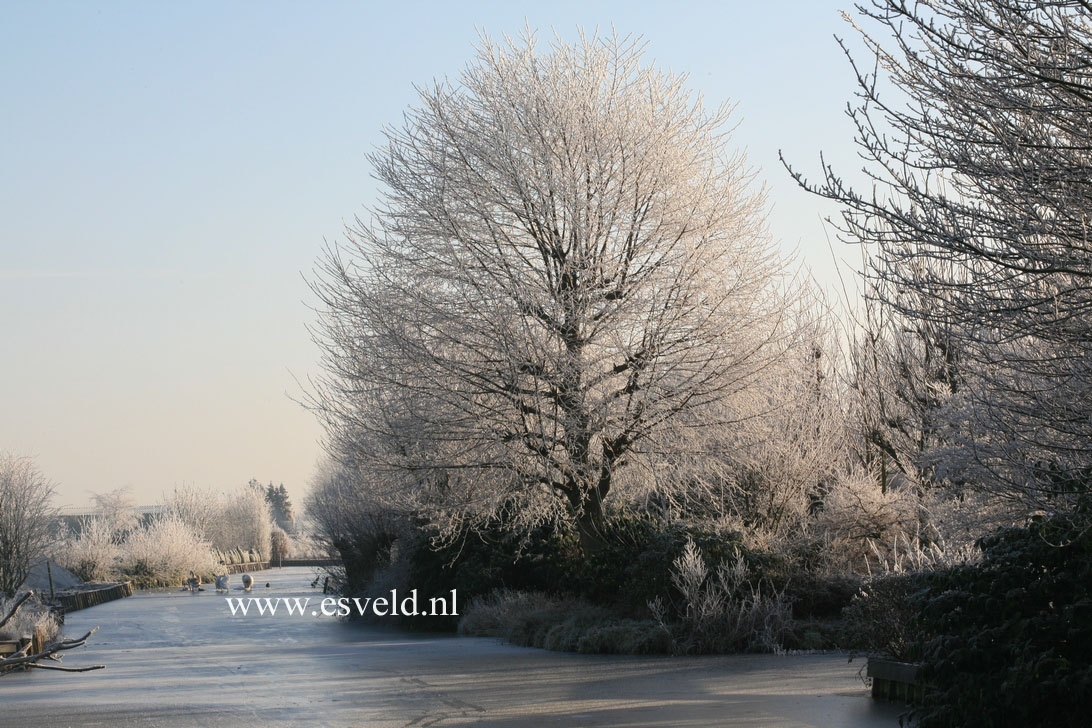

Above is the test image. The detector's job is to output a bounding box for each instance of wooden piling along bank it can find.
[221,561,270,574]
[277,558,341,567]
[55,582,134,614]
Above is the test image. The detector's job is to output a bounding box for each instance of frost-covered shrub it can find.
[669,539,791,654]
[119,515,219,583]
[864,531,978,577]
[840,572,927,661]
[459,589,674,654]
[458,589,548,637]
[819,469,916,542]
[574,618,673,654]
[813,468,918,573]
[460,590,641,651]
[0,593,60,643]
[838,513,982,660]
[59,517,120,582]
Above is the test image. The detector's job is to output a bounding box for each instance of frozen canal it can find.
[2,567,903,727]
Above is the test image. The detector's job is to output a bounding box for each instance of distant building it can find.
[54,504,163,533]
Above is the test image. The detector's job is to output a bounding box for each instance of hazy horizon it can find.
[1,1,862,508]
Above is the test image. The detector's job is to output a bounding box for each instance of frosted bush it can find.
[59,517,120,582]
[0,594,60,642]
[119,515,219,583]
[818,468,917,543]
[814,467,920,573]
[458,589,547,637]
[669,539,790,653]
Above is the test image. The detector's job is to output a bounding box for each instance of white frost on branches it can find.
[311,30,795,550]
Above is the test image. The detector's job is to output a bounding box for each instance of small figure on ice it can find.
[184,571,203,593]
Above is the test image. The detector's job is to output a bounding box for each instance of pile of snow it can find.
[19,558,85,593]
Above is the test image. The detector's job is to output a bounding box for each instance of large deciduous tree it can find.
[787,0,1092,509]
[313,31,791,551]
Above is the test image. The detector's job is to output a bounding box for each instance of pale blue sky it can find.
[1,1,864,507]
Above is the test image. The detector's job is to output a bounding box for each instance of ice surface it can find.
[1,567,904,727]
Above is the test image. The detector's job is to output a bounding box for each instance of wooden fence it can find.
[56,582,134,614]
[220,562,271,575]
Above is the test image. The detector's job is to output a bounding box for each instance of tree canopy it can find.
[312,30,792,551]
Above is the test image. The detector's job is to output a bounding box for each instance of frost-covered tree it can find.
[305,461,404,588]
[215,487,273,558]
[164,484,274,557]
[163,484,220,542]
[0,454,56,597]
[90,487,139,536]
[787,0,1092,508]
[312,30,792,551]
[847,264,965,494]
[668,295,852,539]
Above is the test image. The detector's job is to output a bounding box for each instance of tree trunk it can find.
[574,496,608,555]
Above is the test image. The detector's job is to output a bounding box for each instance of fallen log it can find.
[0,592,103,675]
[26,662,105,673]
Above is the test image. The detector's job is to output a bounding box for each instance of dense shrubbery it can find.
[58,483,278,587]
[665,539,791,654]
[401,512,765,615]
[62,517,120,582]
[459,590,672,654]
[840,573,927,661]
[831,501,1092,726]
[321,475,1045,663]
[61,514,222,587]
[119,515,221,585]
[906,505,1092,728]
[335,509,797,652]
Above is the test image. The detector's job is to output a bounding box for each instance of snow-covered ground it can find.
[2,567,904,727]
